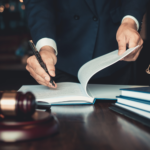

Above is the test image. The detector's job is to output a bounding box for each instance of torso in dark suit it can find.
[24,0,149,78]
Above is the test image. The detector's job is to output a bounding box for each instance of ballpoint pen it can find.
[29,40,55,87]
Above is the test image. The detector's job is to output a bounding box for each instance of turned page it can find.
[78,46,140,97]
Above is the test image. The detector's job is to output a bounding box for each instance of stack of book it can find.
[110,87,150,127]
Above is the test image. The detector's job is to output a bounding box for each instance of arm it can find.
[121,0,149,29]
[116,0,150,61]
[24,0,56,46]
[24,0,57,88]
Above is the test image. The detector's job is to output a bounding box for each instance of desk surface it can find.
[0,101,150,150]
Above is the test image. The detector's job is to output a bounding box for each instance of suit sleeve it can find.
[23,0,56,45]
[121,0,150,29]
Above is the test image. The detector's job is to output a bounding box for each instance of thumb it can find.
[40,48,57,78]
[45,58,56,77]
[118,40,126,55]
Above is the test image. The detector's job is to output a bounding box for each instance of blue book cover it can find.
[116,102,150,113]
[116,96,150,112]
[117,96,150,104]
[120,86,150,94]
[120,86,150,101]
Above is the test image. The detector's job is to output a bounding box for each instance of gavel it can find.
[0,92,36,117]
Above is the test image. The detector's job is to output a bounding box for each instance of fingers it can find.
[117,20,143,62]
[138,38,143,46]
[43,58,56,77]
[39,49,57,77]
[27,55,50,81]
[118,36,126,55]
[122,45,143,61]
[26,47,57,88]
[122,36,143,61]
[26,65,53,88]
[128,33,143,49]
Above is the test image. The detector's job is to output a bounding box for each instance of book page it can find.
[78,46,140,96]
[18,82,93,104]
[87,84,143,99]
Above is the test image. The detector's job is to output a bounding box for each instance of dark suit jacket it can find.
[24,0,149,78]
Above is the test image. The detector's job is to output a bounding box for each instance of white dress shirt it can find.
[36,16,139,55]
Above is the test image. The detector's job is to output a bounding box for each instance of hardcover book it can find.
[19,46,141,105]
[120,86,150,101]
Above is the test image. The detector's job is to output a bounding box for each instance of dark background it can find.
[0,0,150,91]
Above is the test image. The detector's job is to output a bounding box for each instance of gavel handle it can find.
[37,102,51,110]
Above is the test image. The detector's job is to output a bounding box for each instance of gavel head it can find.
[0,92,36,117]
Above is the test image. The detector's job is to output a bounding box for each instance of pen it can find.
[29,40,55,87]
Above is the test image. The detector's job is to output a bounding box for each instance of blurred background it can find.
[0,0,150,90]
[0,0,36,90]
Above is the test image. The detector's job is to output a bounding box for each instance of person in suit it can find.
[24,0,149,88]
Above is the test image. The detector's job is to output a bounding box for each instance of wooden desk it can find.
[0,101,150,150]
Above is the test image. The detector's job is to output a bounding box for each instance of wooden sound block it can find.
[0,111,59,142]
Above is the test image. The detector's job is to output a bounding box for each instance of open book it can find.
[19,46,142,105]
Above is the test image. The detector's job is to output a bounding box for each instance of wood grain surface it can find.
[0,101,150,150]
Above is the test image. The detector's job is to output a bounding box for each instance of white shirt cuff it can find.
[121,15,139,31]
[36,38,58,55]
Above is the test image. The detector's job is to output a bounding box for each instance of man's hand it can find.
[26,46,57,88]
[116,18,143,61]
